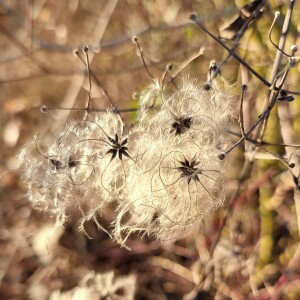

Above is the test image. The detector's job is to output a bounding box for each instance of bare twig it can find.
[48,0,119,136]
[189,13,300,96]
[0,22,49,73]
[258,0,295,143]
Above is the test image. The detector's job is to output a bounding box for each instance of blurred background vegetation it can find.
[1,0,300,299]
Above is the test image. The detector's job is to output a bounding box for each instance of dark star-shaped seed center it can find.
[50,156,78,171]
[171,116,192,136]
[177,158,201,184]
[106,133,130,161]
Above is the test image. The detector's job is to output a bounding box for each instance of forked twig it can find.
[189,12,300,96]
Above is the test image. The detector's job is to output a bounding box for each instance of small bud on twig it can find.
[41,106,48,113]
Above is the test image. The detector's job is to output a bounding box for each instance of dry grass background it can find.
[1,0,300,299]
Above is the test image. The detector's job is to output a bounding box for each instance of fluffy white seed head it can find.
[113,139,225,243]
[50,271,136,300]
[113,78,233,244]
[19,111,143,233]
[20,76,234,244]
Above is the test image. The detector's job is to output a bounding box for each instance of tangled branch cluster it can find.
[19,77,234,244]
